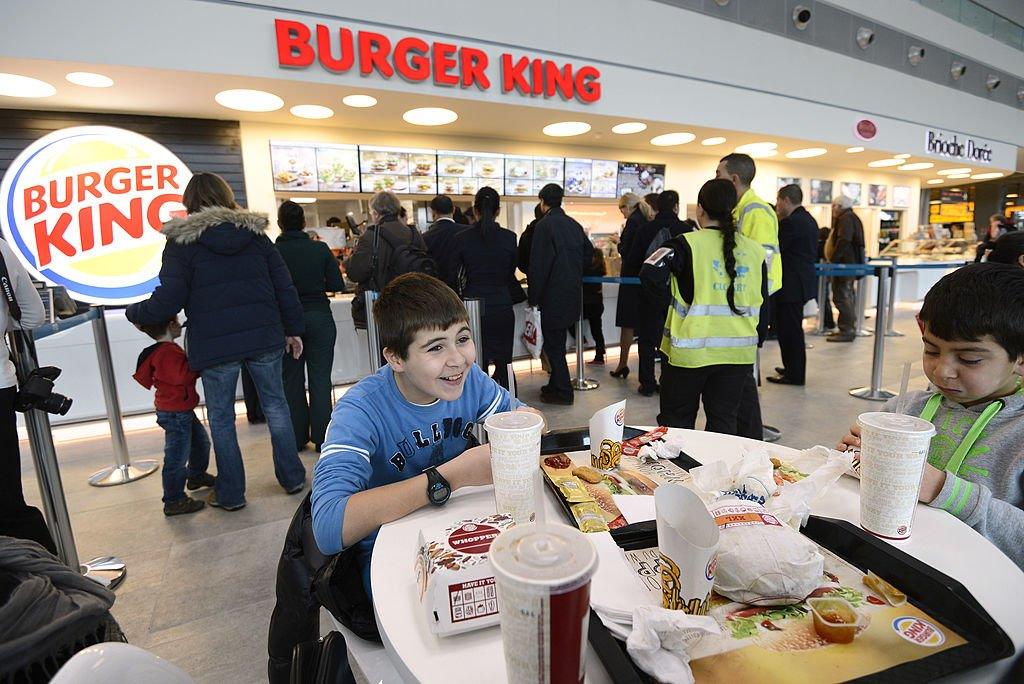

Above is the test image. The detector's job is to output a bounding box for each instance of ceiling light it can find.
[214,88,283,112]
[749,149,778,158]
[937,167,972,175]
[971,172,1004,180]
[867,158,903,167]
[290,197,316,203]
[404,107,458,126]
[65,71,113,88]
[926,179,943,184]
[342,94,377,108]
[701,137,727,146]
[986,74,1001,91]
[734,141,778,154]
[290,104,334,119]
[785,147,827,158]
[650,132,695,146]
[945,173,971,179]
[611,121,647,135]
[0,73,56,98]
[898,162,934,171]
[792,5,811,30]
[950,61,966,80]
[542,120,591,137]
[1007,194,1019,198]
[856,27,875,50]
[894,153,911,159]
[845,146,864,153]
[907,45,926,66]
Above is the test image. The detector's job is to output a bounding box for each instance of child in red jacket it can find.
[133,316,214,516]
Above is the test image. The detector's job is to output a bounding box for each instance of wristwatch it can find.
[424,466,451,506]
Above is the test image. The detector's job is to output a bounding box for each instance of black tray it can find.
[540,440,1015,683]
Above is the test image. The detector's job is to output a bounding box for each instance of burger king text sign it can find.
[0,126,192,305]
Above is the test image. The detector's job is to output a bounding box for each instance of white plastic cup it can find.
[490,523,598,684]
[655,484,720,615]
[484,411,544,525]
[857,412,936,539]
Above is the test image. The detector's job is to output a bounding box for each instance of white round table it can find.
[369,429,1024,683]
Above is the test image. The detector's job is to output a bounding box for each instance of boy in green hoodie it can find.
[838,263,1024,569]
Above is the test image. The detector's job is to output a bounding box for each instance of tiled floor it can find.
[20,307,930,683]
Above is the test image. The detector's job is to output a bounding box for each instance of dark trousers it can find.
[587,312,606,359]
[0,386,57,554]
[737,371,764,440]
[282,309,338,450]
[155,410,211,504]
[657,363,754,436]
[772,297,807,383]
[241,366,264,422]
[636,298,665,391]
[541,320,572,401]
[482,309,515,389]
[832,276,857,337]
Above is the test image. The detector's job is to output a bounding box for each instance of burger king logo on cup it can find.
[705,554,717,581]
[614,407,625,426]
[892,617,945,647]
[0,126,192,305]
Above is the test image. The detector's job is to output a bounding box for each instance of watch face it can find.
[429,482,450,504]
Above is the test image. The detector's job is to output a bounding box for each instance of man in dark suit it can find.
[528,184,591,405]
[768,184,819,385]
[423,195,462,286]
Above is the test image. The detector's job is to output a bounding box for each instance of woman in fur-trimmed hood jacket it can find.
[127,206,304,370]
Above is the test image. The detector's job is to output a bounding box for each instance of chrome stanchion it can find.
[88,307,159,486]
[809,267,830,336]
[754,350,781,442]
[854,274,873,337]
[572,288,598,391]
[9,330,125,589]
[364,291,381,373]
[850,265,896,401]
[885,257,905,337]
[463,298,485,371]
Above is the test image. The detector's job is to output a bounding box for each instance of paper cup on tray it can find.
[655,484,719,615]
[485,411,544,525]
[857,412,936,540]
[589,399,626,470]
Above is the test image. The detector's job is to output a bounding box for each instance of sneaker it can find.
[186,472,216,491]
[164,497,205,517]
[285,481,305,495]
[207,492,246,511]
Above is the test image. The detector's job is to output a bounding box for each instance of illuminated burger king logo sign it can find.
[0,126,191,305]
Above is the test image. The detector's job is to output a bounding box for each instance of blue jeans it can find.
[201,349,306,507]
[155,410,210,504]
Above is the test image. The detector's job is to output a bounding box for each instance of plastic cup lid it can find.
[489,523,598,590]
[857,412,936,437]
[484,410,543,433]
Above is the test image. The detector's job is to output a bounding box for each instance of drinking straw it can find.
[895,361,912,415]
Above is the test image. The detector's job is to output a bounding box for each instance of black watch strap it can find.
[424,466,451,506]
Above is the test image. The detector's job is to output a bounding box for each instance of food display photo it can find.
[438,150,504,196]
[270,142,317,191]
[617,161,666,196]
[868,183,888,207]
[590,159,618,198]
[359,146,436,195]
[565,158,593,197]
[315,144,359,192]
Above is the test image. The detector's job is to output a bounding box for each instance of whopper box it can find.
[415,514,515,636]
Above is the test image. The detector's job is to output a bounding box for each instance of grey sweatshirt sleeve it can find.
[927,470,1024,569]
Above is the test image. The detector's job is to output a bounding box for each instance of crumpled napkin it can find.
[638,435,687,462]
[626,606,721,684]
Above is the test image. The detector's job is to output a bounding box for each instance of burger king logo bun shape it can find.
[0,126,192,305]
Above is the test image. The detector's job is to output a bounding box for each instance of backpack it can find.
[372,223,437,288]
[643,225,674,259]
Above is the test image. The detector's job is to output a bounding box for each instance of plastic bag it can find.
[521,306,543,359]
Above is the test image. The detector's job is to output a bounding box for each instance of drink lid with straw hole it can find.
[857,412,936,437]
[489,523,598,592]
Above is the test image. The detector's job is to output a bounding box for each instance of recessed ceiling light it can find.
[971,172,1004,180]
[845,146,865,153]
[542,121,591,137]
[0,73,56,98]
[894,153,911,159]
[701,137,727,146]
[290,104,334,119]
[945,173,972,179]
[215,89,283,112]
[611,121,647,134]
[785,147,827,158]
[404,107,458,126]
[749,149,778,158]
[65,71,113,88]
[734,142,778,154]
[290,197,317,203]
[898,162,934,171]
[650,132,696,146]
[926,179,944,184]
[936,167,972,175]
[867,158,903,167]
[342,94,377,108]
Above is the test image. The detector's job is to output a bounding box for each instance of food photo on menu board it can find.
[841,182,863,206]
[591,159,618,198]
[271,143,318,192]
[617,162,666,196]
[810,179,833,204]
[869,184,888,207]
[892,185,911,208]
[533,156,564,183]
[315,145,359,193]
[359,147,437,195]
[438,150,504,195]
[565,158,593,197]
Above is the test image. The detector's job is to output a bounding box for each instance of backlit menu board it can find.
[565,158,592,197]
[359,146,437,195]
[590,160,618,198]
[437,151,505,196]
[315,143,359,193]
[504,156,535,196]
[271,142,318,192]
[616,161,666,196]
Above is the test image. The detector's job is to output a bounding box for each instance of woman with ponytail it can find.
[451,187,519,388]
[639,179,769,435]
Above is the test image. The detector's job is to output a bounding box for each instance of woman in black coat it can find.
[610,192,646,377]
[451,187,519,389]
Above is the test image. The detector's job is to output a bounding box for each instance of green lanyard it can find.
[919,394,1004,475]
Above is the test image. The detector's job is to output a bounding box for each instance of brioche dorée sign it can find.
[274,19,602,104]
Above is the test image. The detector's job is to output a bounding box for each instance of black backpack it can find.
[372,223,437,288]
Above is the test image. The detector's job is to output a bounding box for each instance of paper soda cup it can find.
[857,412,936,540]
[485,411,544,525]
[490,523,598,684]
[655,484,720,615]
[589,400,626,469]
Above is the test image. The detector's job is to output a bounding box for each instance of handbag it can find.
[522,306,543,359]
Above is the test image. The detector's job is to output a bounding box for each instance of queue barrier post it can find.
[364,291,382,373]
[88,307,159,487]
[572,286,598,391]
[810,266,831,336]
[9,328,126,588]
[854,274,873,337]
[850,265,896,402]
[463,298,485,371]
[885,256,905,337]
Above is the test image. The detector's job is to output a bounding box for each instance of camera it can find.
[15,366,72,416]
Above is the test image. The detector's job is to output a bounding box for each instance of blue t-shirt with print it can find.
[311,363,521,596]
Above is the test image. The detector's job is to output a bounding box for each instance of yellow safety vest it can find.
[734,188,781,295]
[660,229,765,368]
